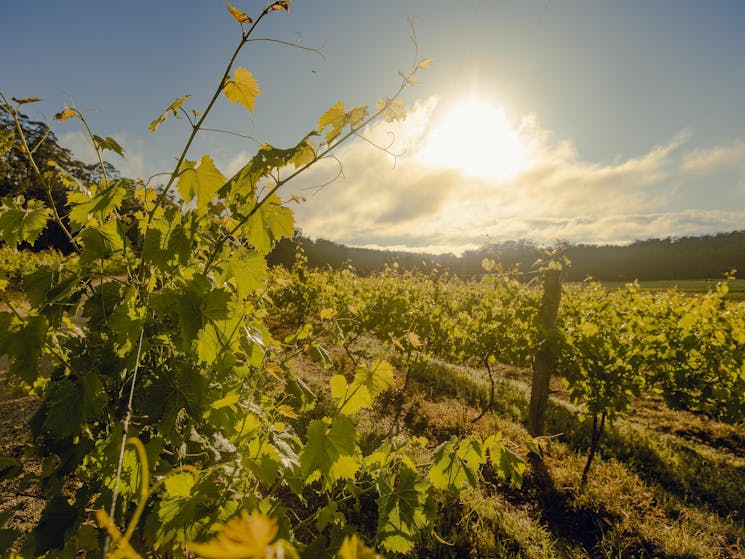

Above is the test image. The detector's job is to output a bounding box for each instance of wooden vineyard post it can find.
[527,268,562,438]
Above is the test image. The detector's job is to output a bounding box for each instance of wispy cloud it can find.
[681,140,745,173]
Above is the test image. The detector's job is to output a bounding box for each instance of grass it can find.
[290,335,745,558]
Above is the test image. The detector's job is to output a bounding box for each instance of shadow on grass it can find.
[408,358,745,521]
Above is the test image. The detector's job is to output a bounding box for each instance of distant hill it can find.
[268,230,745,281]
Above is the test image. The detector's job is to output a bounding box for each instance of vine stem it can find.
[145,10,269,224]
[105,326,145,554]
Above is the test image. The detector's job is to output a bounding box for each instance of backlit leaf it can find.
[428,437,483,493]
[54,104,76,121]
[300,417,359,488]
[318,101,346,143]
[226,2,252,23]
[336,534,381,559]
[417,58,433,70]
[269,0,291,12]
[188,511,278,559]
[375,98,405,123]
[376,466,435,553]
[223,68,261,113]
[177,155,226,212]
[246,194,294,254]
[92,135,125,157]
[149,94,191,133]
[165,472,196,498]
[0,196,51,247]
[13,96,41,105]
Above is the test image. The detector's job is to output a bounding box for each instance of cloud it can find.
[284,97,745,253]
[681,140,745,173]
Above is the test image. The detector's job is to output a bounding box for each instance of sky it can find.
[2,1,745,254]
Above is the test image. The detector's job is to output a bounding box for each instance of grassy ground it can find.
[288,333,745,558]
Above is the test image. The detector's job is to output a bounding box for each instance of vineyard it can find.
[2,4,745,559]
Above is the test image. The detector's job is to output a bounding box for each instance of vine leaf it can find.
[188,511,278,559]
[67,182,127,231]
[246,193,294,255]
[428,437,483,493]
[226,2,252,24]
[333,360,395,415]
[0,196,51,247]
[92,135,125,157]
[54,104,77,121]
[318,101,346,143]
[12,96,41,105]
[336,534,381,559]
[149,95,191,133]
[417,58,433,70]
[177,155,226,213]
[223,68,261,113]
[300,417,359,488]
[375,98,405,123]
[269,1,291,12]
[376,466,435,553]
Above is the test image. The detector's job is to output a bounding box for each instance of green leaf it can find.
[79,219,126,265]
[483,434,525,488]
[0,196,50,247]
[334,360,395,415]
[428,437,483,493]
[92,135,125,157]
[165,472,196,498]
[221,248,267,299]
[67,181,127,231]
[223,67,261,113]
[300,417,360,489]
[318,101,346,143]
[149,94,191,133]
[376,466,435,553]
[0,313,48,384]
[246,194,294,254]
[177,155,226,213]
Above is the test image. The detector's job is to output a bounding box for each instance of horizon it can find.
[3,2,745,252]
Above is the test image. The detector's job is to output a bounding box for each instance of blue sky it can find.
[3,1,745,252]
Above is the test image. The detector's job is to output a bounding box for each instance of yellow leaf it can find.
[226,2,252,23]
[223,68,262,113]
[269,0,291,11]
[405,331,421,348]
[55,104,77,121]
[375,98,405,123]
[188,511,278,559]
[336,534,381,559]
[149,95,191,133]
[346,105,368,128]
[12,96,41,105]
[318,101,346,143]
[417,58,433,70]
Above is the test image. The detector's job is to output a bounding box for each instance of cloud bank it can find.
[287,98,745,253]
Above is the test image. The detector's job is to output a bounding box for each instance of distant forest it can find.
[268,231,745,281]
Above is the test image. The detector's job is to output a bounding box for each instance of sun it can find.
[416,98,530,181]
